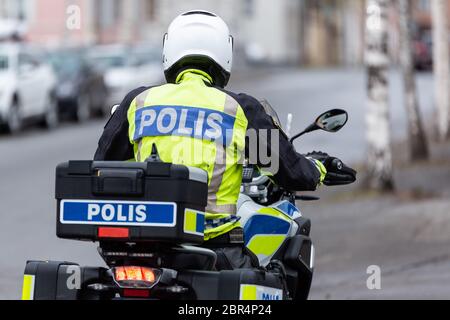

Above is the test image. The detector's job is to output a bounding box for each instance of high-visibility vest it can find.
[127,69,248,240]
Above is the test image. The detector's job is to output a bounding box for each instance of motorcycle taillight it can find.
[113,266,161,289]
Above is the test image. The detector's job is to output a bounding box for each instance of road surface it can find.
[0,67,439,299]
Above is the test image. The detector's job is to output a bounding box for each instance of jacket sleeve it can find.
[93,86,149,161]
[230,92,322,191]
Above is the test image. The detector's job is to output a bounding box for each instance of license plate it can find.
[60,200,177,227]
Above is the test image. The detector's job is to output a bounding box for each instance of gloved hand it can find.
[305,151,357,186]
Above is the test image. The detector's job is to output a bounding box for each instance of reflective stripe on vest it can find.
[208,94,239,215]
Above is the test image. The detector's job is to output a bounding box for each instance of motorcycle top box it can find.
[55,161,208,244]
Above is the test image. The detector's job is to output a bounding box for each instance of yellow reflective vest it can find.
[127,69,248,240]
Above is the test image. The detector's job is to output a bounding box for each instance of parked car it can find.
[48,48,108,121]
[0,43,57,133]
[86,44,164,113]
[413,30,433,71]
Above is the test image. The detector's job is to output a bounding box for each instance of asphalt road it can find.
[0,67,436,299]
[309,196,450,300]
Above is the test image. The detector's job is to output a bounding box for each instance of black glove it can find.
[305,151,357,186]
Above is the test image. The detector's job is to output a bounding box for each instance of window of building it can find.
[113,0,122,20]
[98,0,122,28]
[417,0,430,11]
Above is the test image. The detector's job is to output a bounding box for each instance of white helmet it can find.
[163,10,233,87]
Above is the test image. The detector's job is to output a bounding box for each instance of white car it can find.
[87,45,164,113]
[0,43,58,133]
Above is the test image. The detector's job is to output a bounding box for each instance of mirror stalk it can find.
[289,123,319,144]
[289,109,348,144]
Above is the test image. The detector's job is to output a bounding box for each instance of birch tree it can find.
[365,0,394,190]
[398,0,429,160]
[432,0,450,140]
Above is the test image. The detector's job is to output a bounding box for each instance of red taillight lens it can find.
[113,266,160,289]
[115,267,127,281]
[142,268,156,282]
[98,227,129,239]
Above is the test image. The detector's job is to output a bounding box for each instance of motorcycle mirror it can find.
[289,109,348,144]
[315,109,348,133]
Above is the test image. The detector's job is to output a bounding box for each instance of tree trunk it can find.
[398,0,429,160]
[432,0,450,141]
[365,0,394,191]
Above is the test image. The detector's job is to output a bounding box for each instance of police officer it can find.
[94,11,350,270]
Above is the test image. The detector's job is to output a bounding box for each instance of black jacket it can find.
[94,86,321,191]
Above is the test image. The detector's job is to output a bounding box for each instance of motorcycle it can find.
[22,109,354,300]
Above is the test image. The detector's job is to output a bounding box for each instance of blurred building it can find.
[412,0,450,40]
[413,0,450,29]
[94,0,304,65]
[94,0,242,49]
[0,0,31,40]
[0,0,96,45]
[6,0,444,67]
[0,0,32,20]
[0,0,305,64]
[300,0,365,66]
[386,0,450,64]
